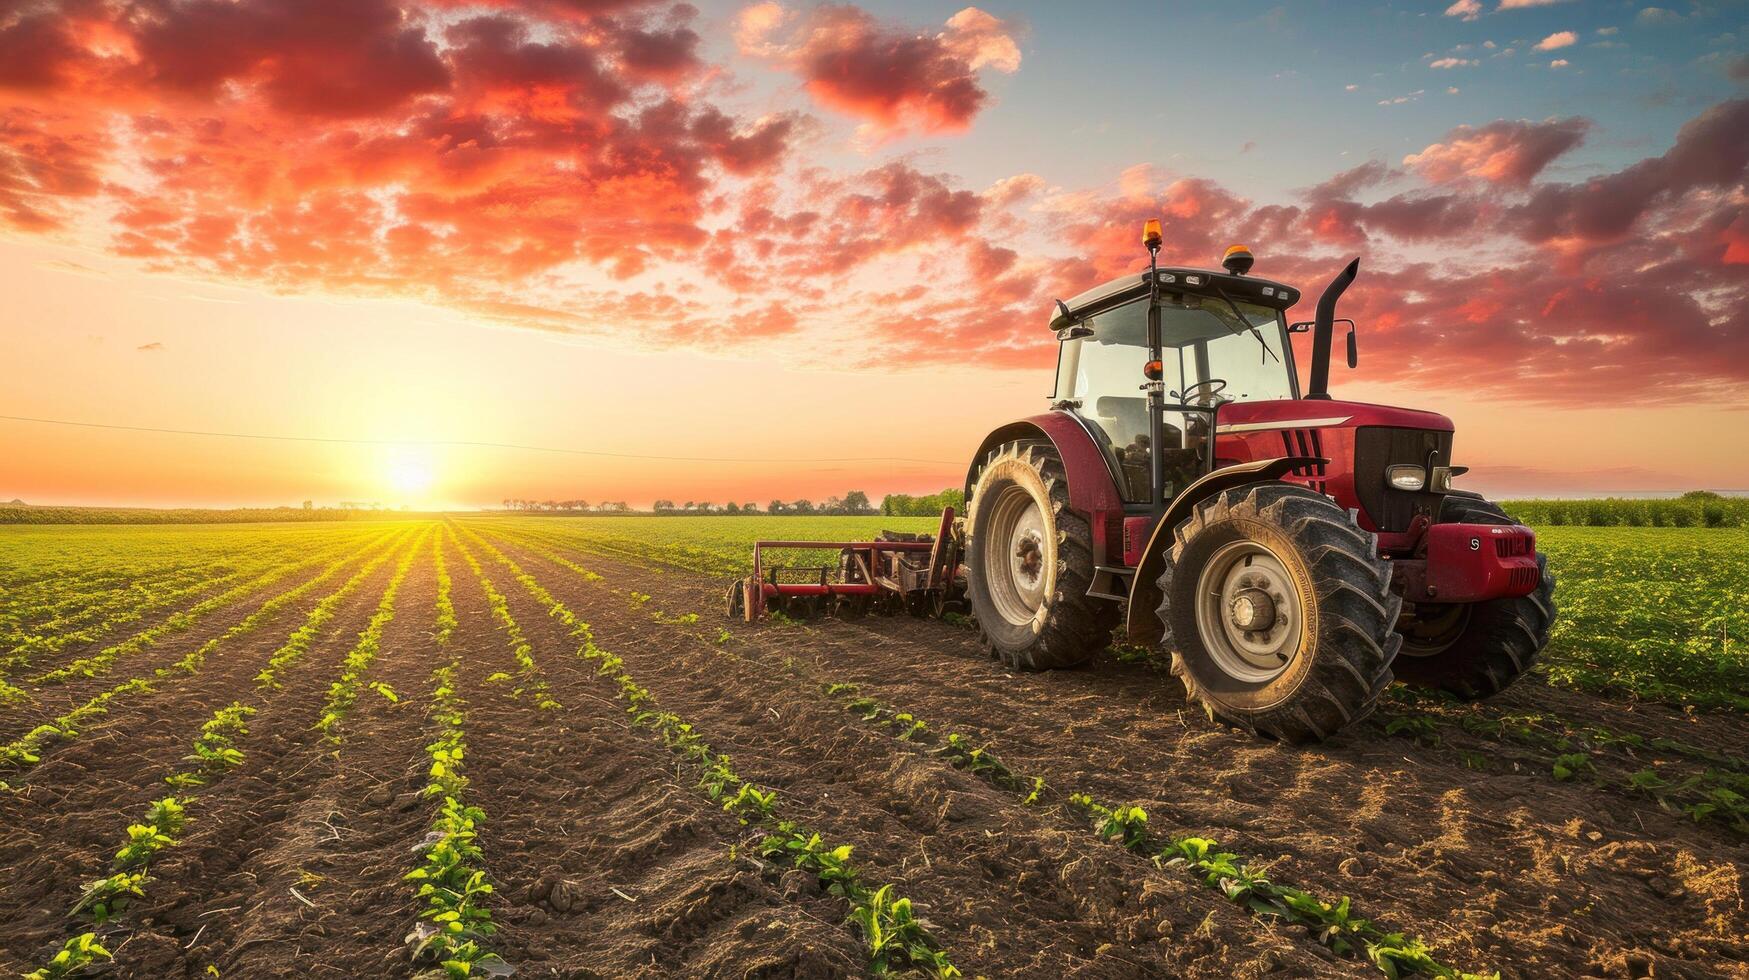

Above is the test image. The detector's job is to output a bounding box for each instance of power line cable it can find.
[0,413,959,466]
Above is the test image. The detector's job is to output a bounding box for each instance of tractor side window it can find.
[1063,303,1182,503]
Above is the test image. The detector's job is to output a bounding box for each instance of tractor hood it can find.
[1216,398,1453,434]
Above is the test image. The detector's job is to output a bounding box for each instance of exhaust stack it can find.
[1306,258,1359,401]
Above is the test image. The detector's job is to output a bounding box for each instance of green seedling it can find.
[71,869,148,923]
[1552,752,1593,781]
[724,783,777,822]
[24,933,111,980]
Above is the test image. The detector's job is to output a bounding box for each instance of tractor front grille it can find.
[1353,426,1455,533]
[1496,536,1531,558]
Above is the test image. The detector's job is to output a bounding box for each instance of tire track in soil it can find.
[479,530,1351,980]
[0,529,402,745]
[511,529,1749,980]
[153,537,441,979]
[0,536,410,977]
[443,531,865,978]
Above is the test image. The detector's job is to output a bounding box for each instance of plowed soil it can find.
[2,522,1743,980]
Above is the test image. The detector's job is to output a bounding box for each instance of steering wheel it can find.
[1178,378,1228,405]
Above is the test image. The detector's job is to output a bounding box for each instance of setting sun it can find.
[383,449,436,500]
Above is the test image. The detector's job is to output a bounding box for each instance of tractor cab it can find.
[1047,264,1302,507]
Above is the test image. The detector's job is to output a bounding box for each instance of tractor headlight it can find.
[1386,465,1426,491]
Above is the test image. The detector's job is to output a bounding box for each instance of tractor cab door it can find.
[1053,303,1203,506]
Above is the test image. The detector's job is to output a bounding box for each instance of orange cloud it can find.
[1,2,1745,410]
[735,3,1021,137]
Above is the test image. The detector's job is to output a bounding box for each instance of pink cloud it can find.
[735,4,1021,137]
[1404,116,1590,186]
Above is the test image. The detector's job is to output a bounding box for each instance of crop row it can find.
[255,536,410,690]
[1376,690,1748,834]
[19,528,428,973]
[4,556,247,652]
[1,530,317,630]
[313,529,428,741]
[455,525,960,976]
[4,564,251,673]
[404,532,509,979]
[26,532,382,687]
[451,533,559,711]
[832,682,1490,979]
[23,701,257,979]
[479,515,935,577]
[0,529,412,784]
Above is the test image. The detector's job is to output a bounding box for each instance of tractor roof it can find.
[1049,268,1302,331]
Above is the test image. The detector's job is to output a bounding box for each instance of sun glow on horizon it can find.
[383,447,438,501]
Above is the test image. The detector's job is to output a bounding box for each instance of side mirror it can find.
[1346,326,1358,368]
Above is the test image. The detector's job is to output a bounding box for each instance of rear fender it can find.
[1123,457,1324,644]
[965,413,1124,567]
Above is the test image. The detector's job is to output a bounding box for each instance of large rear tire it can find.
[1392,496,1556,699]
[1159,483,1400,743]
[965,440,1119,670]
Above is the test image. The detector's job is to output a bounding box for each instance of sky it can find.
[0,0,1745,509]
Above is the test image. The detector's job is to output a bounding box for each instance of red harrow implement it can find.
[727,509,966,621]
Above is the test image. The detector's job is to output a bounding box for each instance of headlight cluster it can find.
[1386,464,1426,491]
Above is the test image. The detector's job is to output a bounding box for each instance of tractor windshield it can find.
[1052,295,1294,503]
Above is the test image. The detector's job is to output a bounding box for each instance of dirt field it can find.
[1,520,1743,979]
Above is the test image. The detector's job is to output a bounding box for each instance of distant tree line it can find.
[880,489,966,516]
[501,499,632,512]
[498,489,951,516]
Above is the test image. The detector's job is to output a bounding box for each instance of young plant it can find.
[24,933,111,980]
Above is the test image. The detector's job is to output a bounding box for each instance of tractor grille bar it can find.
[1280,429,1330,495]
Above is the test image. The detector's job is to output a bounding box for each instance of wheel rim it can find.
[1195,539,1301,684]
[982,484,1050,628]
[1399,603,1470,656]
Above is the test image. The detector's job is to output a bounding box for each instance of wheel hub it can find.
[1013,534,1043,583]
[1229,588,1277,632]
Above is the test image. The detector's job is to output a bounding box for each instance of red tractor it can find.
[733,223,1555,743]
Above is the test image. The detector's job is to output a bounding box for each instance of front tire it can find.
[1392,496,1556,699]
[966,440,1119,670]
[1159,483,1400,743]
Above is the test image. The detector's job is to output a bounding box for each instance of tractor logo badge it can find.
[1469,537,1481,551]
